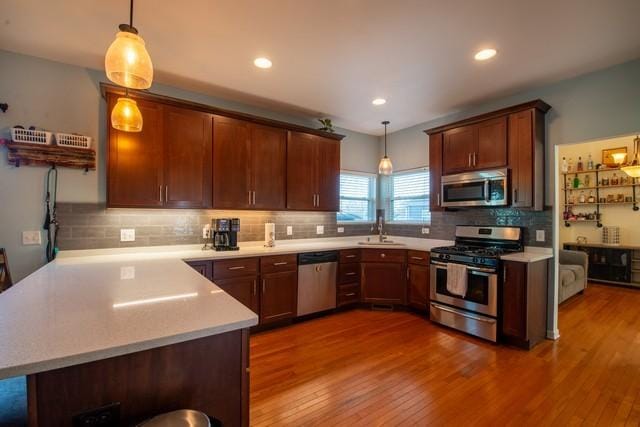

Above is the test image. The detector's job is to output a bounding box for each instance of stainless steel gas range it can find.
[429,226,523,342]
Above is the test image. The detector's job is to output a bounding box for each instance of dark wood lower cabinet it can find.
[260,270,298,324]
[27,330,249,427]
[216,276,259,315]
[185,260,213,281]
[501,259,548,349]
[407,263,429,311]
[361,262,406,304]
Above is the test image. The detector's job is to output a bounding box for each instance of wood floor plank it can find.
[250,284,640,426]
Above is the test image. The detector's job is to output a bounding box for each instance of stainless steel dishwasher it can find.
[297,251,338,316]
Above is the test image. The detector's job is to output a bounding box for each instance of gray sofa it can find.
[559,249,589,304]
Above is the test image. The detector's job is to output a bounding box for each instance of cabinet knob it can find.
[380,253,386,258]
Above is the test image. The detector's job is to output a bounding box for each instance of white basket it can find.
[11,128,53,145]
[55,133,92,149]
[602,226,621,246]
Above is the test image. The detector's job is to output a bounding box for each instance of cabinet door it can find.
[442,125,476,174]
[501,261,527,340]
[213,115,251,208]
[250,124,287,210]
[407,264,429,310]
[287,131,317,210]
[216,276,259,315]
[107,95,164,208]
[185,260,213,281]
[476,117,507,170]
[428,132,444,211]
[260,271,298,324]
[163,106,212,208]
[316,137,340,211]
[361,263,406,304]
[508,110,534,208]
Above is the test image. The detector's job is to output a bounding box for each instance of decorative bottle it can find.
[588,191,596,203]
[568,158,574,173]
[561,157,568,173]
[579,191,586,203]
[587,154,594,170]
[584,174,591,187]
[568,191,575,204]
[577,157,584,172]
[573,174,580,189]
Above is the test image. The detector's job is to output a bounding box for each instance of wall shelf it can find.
[4,142,95,171]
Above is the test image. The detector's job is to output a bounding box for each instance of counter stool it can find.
[0,248,13,293]
[138,409,211,427]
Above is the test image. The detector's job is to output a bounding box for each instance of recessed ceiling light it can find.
[254,57,272,69]
[474,48,497,61]
[372,98,386,106]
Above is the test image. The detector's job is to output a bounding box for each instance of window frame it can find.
[385,166,431,225]
[337,170,377,224]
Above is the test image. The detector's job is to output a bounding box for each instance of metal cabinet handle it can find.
[248,191,252,205]
[437,193,441,206]
[431,302,496,323]
[344,292,356,297]
[159,185,163,202]
[473,152,477,167]
[317,194,320,207]
[514,189,518,203]
[253,280,257,296]
[345,254,356,259]
[273,262,288,266]
[345,272,356,276]
[262,279,266,294]
[411,256,424,261]
[252,191,256,205]
[228,266,246,270]
[165,185,168,202]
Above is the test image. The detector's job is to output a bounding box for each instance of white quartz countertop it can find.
[500,250,553,263]
[0,235,550,379]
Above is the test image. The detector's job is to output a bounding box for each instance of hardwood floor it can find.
[250,284,640,426]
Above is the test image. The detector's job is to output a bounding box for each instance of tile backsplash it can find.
[55,203,373,250]
[56,203,552,251]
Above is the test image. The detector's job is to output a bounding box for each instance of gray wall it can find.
[379,58,640,202]
[0,50,378,281]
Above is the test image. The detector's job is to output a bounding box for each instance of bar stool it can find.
[138,410,211,427]
[0,248,13,293]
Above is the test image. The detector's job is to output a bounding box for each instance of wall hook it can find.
[0,103,8,113]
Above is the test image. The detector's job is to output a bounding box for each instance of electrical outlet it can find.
[120,266,135,280]
[120,229,135,242]
[536,230,545,242]
[421,228,430,235]
[337,227,344,233]
[22,230,41,245]
[286,226,293,236]
[72,402,120,427]
[316,225,324,235]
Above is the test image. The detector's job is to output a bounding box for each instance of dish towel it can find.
[446,263,468,297]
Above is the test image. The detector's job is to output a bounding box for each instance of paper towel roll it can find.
[264,223,276,247]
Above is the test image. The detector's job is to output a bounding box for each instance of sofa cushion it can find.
[560,268,575,286]
[564,264,585,281]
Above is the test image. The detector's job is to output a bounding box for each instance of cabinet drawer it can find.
[340,249,360,263]
[338,263,360,284]
[337,283,360,306]
[260,254,297,274]
[213,257,259,280]
[407,250,430,266]
[361,249,406,263]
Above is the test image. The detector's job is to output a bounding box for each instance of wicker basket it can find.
[55,133,92,149]
[11,128,53,145]
[602,226,621,246]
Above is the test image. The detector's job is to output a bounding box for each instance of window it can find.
[337,171,376,222]
[387,167,430,223]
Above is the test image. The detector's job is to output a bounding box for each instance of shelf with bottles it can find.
[561,167,621,175]
[561,183,638,191]
[565,202,635,206]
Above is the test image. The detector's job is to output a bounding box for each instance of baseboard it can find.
[546,329,560,340]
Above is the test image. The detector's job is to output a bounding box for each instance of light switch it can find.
[536,230,545,242]
[286,226,293,236]
[337,227,344,233]
[22,230,41,245]
[316,225,324,235]
[421,228,430,235]
[120,229,136,242]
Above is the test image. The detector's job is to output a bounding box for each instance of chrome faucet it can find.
[371,216,387,242]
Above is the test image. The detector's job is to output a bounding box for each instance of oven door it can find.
[430,261,498,317]
[441,170,508,207]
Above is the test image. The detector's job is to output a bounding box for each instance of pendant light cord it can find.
[130,0,134,28]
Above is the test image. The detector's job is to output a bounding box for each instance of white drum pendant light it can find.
[378,120,393,175]
[105,0,153,90]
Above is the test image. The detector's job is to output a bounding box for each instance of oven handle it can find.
[431,260,496,274]
[431,302,497,324]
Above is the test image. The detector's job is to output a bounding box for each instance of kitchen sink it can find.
[358,240,406,247]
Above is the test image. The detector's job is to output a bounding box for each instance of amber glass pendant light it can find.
[621,136,640,178]
[111,89,143,132]
[378,121,393,175]
[105,0,153,90]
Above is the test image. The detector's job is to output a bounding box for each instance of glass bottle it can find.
[573,174,580,189]
[584,174,591,187]
[561,157,568,173]
[568,190,575,204]
[568,158,574,173]
[577,156,584,172]
[588,191,596,203]
[611,173,619,186]
[579,191,586,203]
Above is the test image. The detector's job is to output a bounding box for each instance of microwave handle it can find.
[484,179,490,202]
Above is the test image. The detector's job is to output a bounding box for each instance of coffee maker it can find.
[212,218,240,251]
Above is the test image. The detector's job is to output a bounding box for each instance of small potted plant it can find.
[318,118,335,133]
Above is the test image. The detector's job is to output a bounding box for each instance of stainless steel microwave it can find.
[441,169,508,207]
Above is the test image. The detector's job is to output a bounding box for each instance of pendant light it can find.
[111,89,143,132]
[378,120,393,175]
[621,136,640,178]
[105,0,153,90]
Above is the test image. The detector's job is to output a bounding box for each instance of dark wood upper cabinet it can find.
[107,94,164,208]
[250,124,287,210]
[475,116,507,170]
[212,115,252,209]
[260,270,298,324]
[287,132,340,211]
[429,132,444,212]
[442,125,476,174]
[509,109,545,210]
[163,106,212,208]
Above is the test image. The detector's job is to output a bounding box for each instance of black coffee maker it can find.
[212,218,240,251]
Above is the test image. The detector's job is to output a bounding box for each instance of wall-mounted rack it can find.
[5,142,95,171]
[562,167,639,227]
